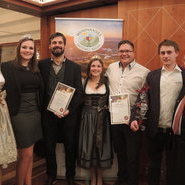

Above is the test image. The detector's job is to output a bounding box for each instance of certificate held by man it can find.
[109,94,130,124]
[47,82,75,116]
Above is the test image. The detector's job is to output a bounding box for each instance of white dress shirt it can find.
[159,65,182,128]
[105,60,150,108]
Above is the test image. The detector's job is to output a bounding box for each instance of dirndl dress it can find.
[78,81,113,168]
[0,89,17,168]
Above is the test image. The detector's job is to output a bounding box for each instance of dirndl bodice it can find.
[84,89,109,149]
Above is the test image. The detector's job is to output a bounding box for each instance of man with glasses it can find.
[105,40,149,185]
[130,40,185,185]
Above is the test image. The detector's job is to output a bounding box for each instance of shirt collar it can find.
[161,64,182,72]
[119,60,136,71]
[51,57,66,66]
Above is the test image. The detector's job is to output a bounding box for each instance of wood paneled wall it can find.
[40,0,185,70]
[40,16,55,59]
[118,0,185,69]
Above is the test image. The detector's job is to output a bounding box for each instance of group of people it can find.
[0,31,184,185]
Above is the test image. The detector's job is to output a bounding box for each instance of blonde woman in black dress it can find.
[1,36,43,185]
[78,56,113,185]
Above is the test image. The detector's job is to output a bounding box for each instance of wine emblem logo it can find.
[74,27,104,52]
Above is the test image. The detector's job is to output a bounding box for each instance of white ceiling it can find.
[0,7,40,44]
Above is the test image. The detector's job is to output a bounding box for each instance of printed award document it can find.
[109,94,130,124]
[47,82,75,115]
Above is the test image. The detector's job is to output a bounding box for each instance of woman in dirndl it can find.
[78,56,113,185]
[0,68,17,184]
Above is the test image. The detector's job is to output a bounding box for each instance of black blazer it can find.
[146,67,185,137]
[38,58,83,115]
[1,61,44,116]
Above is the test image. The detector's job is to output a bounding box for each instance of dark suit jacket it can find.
[174,80,185,139]
[38,58,83,116]
[1,61,44,116]
[146,67,185,137]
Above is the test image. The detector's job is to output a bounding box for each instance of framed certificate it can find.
[47,82,75,115]
[109,94,130,125]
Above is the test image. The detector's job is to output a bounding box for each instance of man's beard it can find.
[51,47,64,57]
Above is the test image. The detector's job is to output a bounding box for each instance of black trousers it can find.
[43,110,78,179]
[111,124,142,185]
[170,135,185,185]
[147,130,174,185]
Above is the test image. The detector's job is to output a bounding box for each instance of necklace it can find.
[26,66,30,70]
[90,78,99,84]
[22,66,30,71]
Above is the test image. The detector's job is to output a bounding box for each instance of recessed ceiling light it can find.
[31,0,56,4]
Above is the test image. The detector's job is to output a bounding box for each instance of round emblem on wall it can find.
[74,27,104,52]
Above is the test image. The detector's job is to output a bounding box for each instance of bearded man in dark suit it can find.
[39,32,83,185]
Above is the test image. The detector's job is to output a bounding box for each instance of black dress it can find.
[10,66,42,149]
[78,79,113,168]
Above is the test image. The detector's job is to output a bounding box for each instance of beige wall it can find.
[0,8,40,44]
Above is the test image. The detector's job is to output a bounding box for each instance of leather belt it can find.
[158,127,172,134]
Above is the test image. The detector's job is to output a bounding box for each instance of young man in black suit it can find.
[131,40,185,185]
[39,32,83,185]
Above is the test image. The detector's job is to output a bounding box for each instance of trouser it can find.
[111,124,142,185]
[168,135,185,185]
[43,111,78,179]
[147,129,173,185]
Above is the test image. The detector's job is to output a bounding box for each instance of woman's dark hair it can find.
[13,36,39,72]
[86,56,105,89]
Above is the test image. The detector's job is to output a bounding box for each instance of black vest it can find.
[47,64,65,103]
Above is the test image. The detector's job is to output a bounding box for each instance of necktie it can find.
[172,96,185,135]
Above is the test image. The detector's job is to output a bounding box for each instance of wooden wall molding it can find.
[1,0,41,16]
[0,0,118,16]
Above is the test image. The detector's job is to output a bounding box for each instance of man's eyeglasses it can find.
[160,51,173,55]
[118,50,133,54]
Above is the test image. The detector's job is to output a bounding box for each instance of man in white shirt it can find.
[130,40,185,185]
[106,40,149,185]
